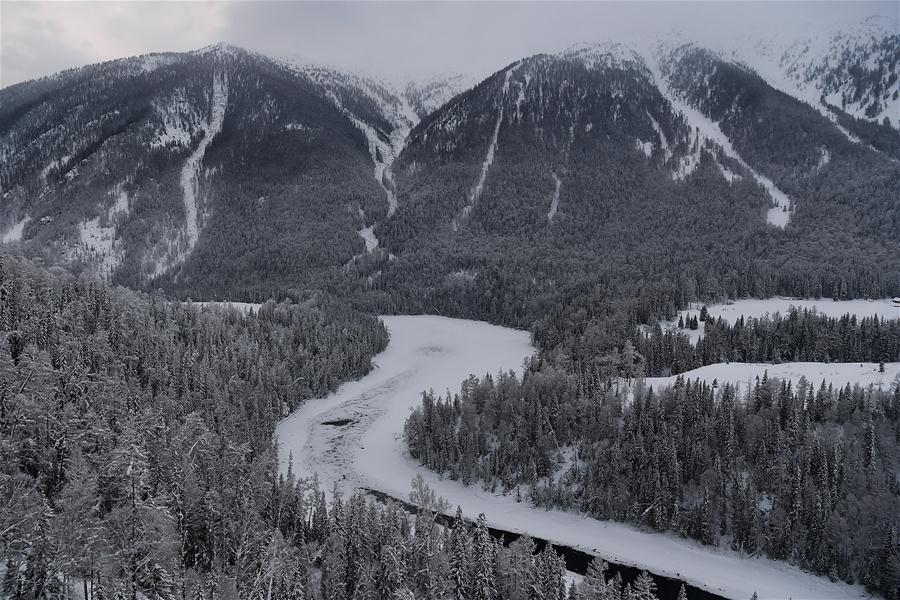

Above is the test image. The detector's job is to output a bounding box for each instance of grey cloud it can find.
[2,1,895,89]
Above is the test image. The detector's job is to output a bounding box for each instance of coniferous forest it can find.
[0,254,683,600]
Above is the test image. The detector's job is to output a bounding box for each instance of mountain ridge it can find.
[1,19,897,312]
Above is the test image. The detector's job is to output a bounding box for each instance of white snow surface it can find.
[547,173,562,223]
[1,216,30,243]
[647,112,671,161]
[139,54,179,74]
[74,188,130,278]
[151,88,198,149]
[358,225,379,253]
[561,42,649,75]
[646,362,900,398]
[406,72,479,116]
[635,138,654,158]
[341,107,404,217]
[181,73,227,252]
[275,315,869,600]
[563,571,583,595]
[730,16,899,130]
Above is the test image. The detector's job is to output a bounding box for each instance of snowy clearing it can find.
[275,315,869,600]
[665,297,900,345]
[645,361,900,397]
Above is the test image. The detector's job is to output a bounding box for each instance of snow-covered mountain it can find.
[1,17,897,302]
[404,72,479,119]
[730,15,899,126]
[0,44,438,296]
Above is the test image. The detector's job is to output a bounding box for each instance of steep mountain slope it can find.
[658,41,898,238]
[364,47,772,321]
[731,15,899,130]
[404,72,478,119]
[0,44,411,298]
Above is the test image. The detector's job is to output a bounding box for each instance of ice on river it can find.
[275,315,869,600]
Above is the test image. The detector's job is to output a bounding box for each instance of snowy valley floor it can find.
[274,315,871,600]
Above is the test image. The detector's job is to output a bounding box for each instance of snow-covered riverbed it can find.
[275,315,868,600]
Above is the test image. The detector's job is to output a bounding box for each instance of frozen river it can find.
[275,315,868,600]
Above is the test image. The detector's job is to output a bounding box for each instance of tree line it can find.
[635,307,900,377]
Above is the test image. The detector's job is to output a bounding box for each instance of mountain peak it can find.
[560,41,647,72]
[193,42,250,58]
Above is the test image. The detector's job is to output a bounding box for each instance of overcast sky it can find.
[1,1,896,88]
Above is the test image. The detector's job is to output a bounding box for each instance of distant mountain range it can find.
[1,17,897,314]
